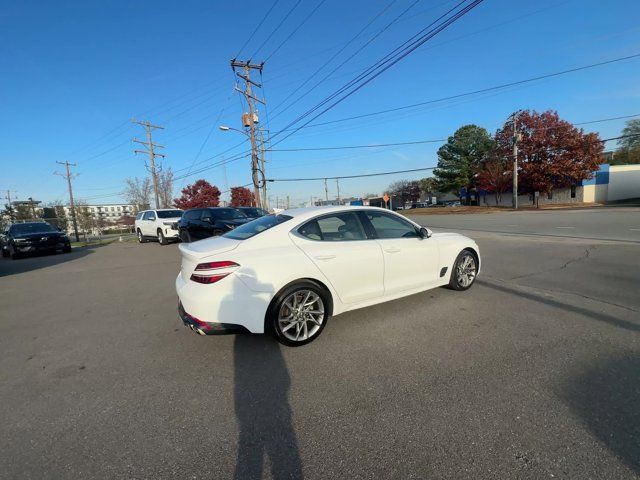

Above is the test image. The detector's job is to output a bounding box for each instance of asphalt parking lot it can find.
[1,208,639,479]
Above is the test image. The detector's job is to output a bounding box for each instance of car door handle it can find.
[384,247,401,253]
[314,254,336,260]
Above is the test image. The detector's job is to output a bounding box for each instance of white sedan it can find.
[175,206,480,346]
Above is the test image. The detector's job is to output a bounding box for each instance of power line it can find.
[263,0,327,62]
[296,52,640,130]
[251,0,303,59]
[268,0,417,119]
[268,138,447,152]
[269,0,483,147]
[236,0,281,58]
[269,113,640,152]
[268,167,435,182]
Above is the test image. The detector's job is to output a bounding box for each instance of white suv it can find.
[135,209,183,245]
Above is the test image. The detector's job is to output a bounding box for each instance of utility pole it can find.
[510,112,521,210]
[231,59,265,208]
[54,161,80,242]
[258,127,268,209]
[336,179,341,204]
[133,120,165,209]
[4,190,17,220]
[324,178,329,203]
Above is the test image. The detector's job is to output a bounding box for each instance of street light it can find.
[218,125,248,136]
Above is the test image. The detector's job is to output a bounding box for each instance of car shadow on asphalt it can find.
[559,354,640,474]
[478,280,640,333]
[0,244,110,277]
[233,335,303,480]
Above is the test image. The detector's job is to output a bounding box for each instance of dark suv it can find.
[2,222,71,259]
[177,207,251,242]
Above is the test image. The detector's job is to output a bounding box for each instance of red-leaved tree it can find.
[173,179,220,209]
[476,157,512,205]
[495,110,603,194]
[230,186,254,207]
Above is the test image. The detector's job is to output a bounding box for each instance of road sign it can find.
[383,193,390,203]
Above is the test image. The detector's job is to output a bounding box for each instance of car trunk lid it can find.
[179,236,241,280]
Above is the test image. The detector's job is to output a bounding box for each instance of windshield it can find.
[223,214,292,240]
[10,223,56,234]
[157,210,183,219]
[212,208,247,220]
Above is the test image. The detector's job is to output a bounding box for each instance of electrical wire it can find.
[269,0,483,147]
[251,0,303,59]
[263,0,327,62]
[236,0,281,58]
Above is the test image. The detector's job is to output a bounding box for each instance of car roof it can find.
[280,205,393,222]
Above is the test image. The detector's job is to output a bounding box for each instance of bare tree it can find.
[157,167,174,208]
[124,177,152,212]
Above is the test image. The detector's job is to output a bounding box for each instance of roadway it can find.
[1,209,639,479]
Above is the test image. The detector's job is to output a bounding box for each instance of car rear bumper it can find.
[178,302,250,335]
[175,272,271,334]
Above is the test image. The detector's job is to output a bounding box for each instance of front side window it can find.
[136,212,144,220]
[211,208,248,220]
[299,212,366,241]
[143,211,155,221]
[223,214,292,240]
[363,211,420,239]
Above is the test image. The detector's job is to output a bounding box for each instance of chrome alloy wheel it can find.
[278,290,325,342]
[456,254,476,288]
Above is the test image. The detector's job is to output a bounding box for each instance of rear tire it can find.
[157,229,168,245]
[267,281,330,347]
[448,250,478,291]
[1,248,8,258]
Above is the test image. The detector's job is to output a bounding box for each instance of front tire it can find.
[157,229,168,245]
[137,229,147,243]
[448,250,478,291]
[63,244,72,253]
[267,281,330,347]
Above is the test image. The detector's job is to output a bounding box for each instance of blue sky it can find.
[1,0,639,206]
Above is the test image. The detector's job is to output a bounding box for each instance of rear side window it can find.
[299,212,366,241]
[183,210,201,220]
[223,214,292,240]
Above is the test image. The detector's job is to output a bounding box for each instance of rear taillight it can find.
[190,273,229,284]
[195,261,239,271]
[190,261,239,284]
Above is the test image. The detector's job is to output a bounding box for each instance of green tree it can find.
[611,119,640,165]
[433,125,496,199]
[420,177,439,193]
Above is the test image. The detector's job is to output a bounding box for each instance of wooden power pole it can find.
[231,59,265,208]
[54,161,80,241]
[510,111,521,210]
[133,120,165,209]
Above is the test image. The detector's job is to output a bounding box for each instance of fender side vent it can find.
[439,267,448,277]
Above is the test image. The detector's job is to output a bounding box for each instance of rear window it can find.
[223,214,292,240]
[157,210,182,219]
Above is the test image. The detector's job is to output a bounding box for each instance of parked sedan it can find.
[177,207,250,242]
[2,222,71,260]
[236,206,269,219]
[176,206,480,346]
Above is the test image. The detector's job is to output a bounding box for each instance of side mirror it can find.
[419,227,432,238]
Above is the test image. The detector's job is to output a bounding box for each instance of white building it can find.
[63,203,136,222]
